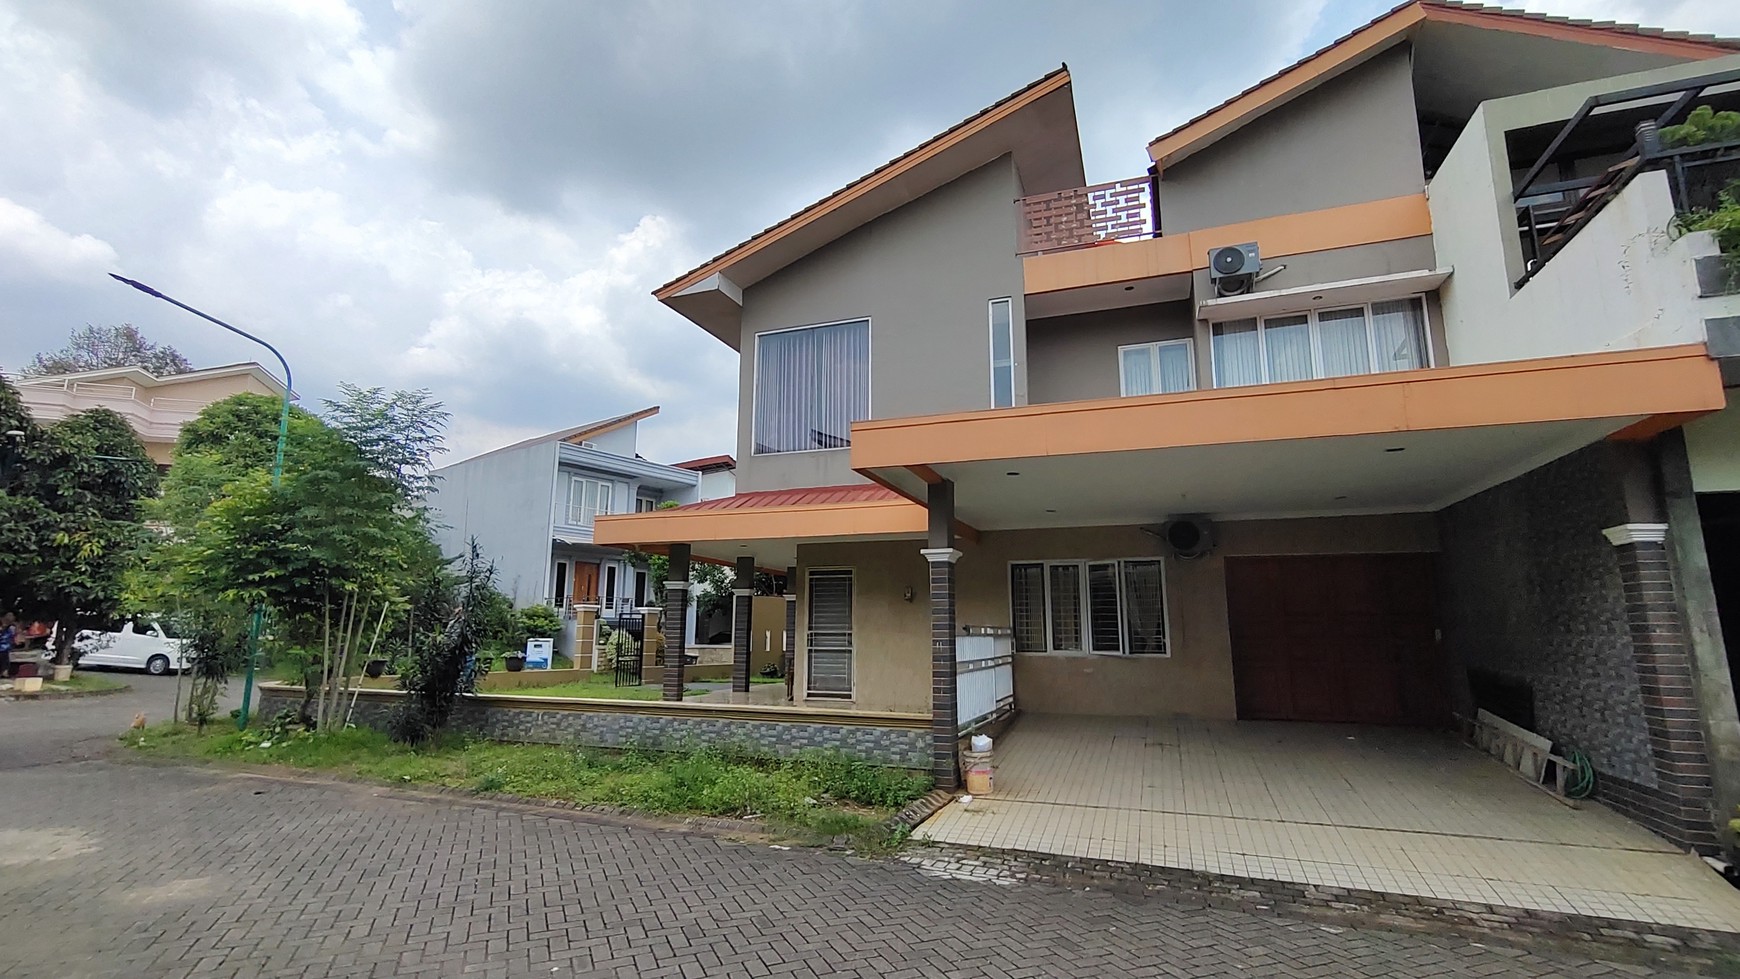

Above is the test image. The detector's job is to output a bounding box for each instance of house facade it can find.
[429,408,731,632]
[11,362,289,467]
[596,1,1740,853]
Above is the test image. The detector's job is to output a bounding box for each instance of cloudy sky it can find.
[3,0,1737,464]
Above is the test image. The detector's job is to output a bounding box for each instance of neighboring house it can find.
[428,407,732,626]
[597,0,1740,853]
[10,362,290,467]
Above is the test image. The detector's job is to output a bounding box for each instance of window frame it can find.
[1116,338,1197,397]
[1208,294,1435,388]
[804,567,856,699]
[749,317,873,457]
[566,476,613,527]
[988,297,1015,409]
[1006,557,1171,657]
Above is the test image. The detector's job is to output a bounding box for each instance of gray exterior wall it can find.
[429,440,558,605]
[736,156,1027,492]
[1027,302,1194,404]
[1437,442,1656,784]
[1159,46,1424,233]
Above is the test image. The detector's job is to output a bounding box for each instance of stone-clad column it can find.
[1604,522,1719,852]
[732,555,755,694]
[924,479,959,790]
[784,565,798,704]
[662,544,691,703]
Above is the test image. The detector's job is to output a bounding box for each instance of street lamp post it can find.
[109,274,291,729]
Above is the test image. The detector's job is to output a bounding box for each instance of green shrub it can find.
[1662,105,1740,149]
[518,603,562,641]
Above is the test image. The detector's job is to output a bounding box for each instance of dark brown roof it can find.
[1146,0,1740,157]
[673,454,736,472]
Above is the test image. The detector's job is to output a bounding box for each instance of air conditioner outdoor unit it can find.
[1208,242,1261,297]
[1157,515,1216,560]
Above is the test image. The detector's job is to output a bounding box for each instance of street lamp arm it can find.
[108,273,294,483]
[108,274,294,397]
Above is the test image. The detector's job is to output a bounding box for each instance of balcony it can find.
[7,373,205,446]
[1016,176,1155,256]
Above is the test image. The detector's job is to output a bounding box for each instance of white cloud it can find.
[0,197,117,281]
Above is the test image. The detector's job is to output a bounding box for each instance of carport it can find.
[916,714,1740,932]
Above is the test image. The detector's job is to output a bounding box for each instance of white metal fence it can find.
[957,628,1015,734]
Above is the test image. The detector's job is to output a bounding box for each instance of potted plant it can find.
[363,657,390,678]
[503,651,526,672]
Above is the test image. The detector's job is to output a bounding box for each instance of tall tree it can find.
[323,384,450,501]
[28,324,192,376]
[0,378,160,665]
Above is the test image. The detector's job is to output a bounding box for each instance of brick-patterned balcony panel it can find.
[1018,177,1154,255]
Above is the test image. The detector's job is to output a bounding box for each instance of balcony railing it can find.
[1513,66,1740,285]
[1017,176,1156,256]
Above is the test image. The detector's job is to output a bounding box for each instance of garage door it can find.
[1226,554,1446,725]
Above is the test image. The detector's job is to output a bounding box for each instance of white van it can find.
[73,618,190,675]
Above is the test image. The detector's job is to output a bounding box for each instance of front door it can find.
[573,562,599,604]
[1227,554,1445,725]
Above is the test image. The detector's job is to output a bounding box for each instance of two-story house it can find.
[11,362,290,469]
[596,0,1740,865]
[429,407,733,643]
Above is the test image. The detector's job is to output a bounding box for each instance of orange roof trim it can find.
[1146,0,1738,168]
[654,66,1073,301]
[673,454,737,472]
[592,484,925,548]
[561,406,659,445]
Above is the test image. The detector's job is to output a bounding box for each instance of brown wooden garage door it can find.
[1226,554,1447,726]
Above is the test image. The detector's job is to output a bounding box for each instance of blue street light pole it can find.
[110,274,291,728]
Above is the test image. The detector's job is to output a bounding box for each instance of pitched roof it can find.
[1146,0,1740,169]
[440,406,660,467]
[672,454,736,473]
[11,361,291,396]
[674,484,900,512]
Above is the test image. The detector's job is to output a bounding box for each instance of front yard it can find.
[127,723,930,849]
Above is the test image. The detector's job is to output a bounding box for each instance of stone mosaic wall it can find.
[1438,443,1656,784]
[255,688,928,769]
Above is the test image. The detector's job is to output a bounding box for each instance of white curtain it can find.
[1156,341,1193,393]
[1121,346,1156,396]
[1370,298,1428,372]
[1317,307,1371,378]
[1263,314,1313,383]
[1212,320,1262,387]
[753,320,870,453]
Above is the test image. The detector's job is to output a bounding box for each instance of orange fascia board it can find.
[655,69,1072,302]
[849,345,1723,469]
[593,498,928,548]
[1146,2,1733,169]
[1024,194,1432,295]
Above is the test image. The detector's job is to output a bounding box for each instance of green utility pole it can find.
[109,274,292,728]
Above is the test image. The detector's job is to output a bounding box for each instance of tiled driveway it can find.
[917,714,1740,933]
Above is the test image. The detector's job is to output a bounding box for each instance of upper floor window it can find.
[1119,339,1195,397]
[752,318,870,454]
[1211,296,1431,388]
[635,496,659,513]
[567,476,612,526]
[989,298,1014,408]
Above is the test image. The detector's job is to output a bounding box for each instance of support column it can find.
[1603,522,1720,852]
[924,479,960,790]
[732,555,755,693]
[784,565,798,704]
[662,544,691,703]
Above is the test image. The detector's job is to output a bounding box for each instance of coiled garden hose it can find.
[1561,747,1596,800]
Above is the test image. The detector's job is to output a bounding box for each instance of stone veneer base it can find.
[254,686,930,770]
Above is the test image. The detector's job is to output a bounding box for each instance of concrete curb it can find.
[902,842,1740,965]
[1,682,133,702]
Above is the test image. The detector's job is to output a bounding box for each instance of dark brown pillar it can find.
[1604,522,1720,852]
[732,555,755,693]
[784,565,798,704]
[923,479,960,789]
[661,544,691,703]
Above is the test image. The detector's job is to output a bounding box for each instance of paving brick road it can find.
[0,691,1696,978]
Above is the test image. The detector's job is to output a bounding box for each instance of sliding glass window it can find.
[1210,296,1431,388]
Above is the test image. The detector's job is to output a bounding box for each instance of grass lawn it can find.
[749,676,784,685]
[126,724,930,849]
[45,672,129,694]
